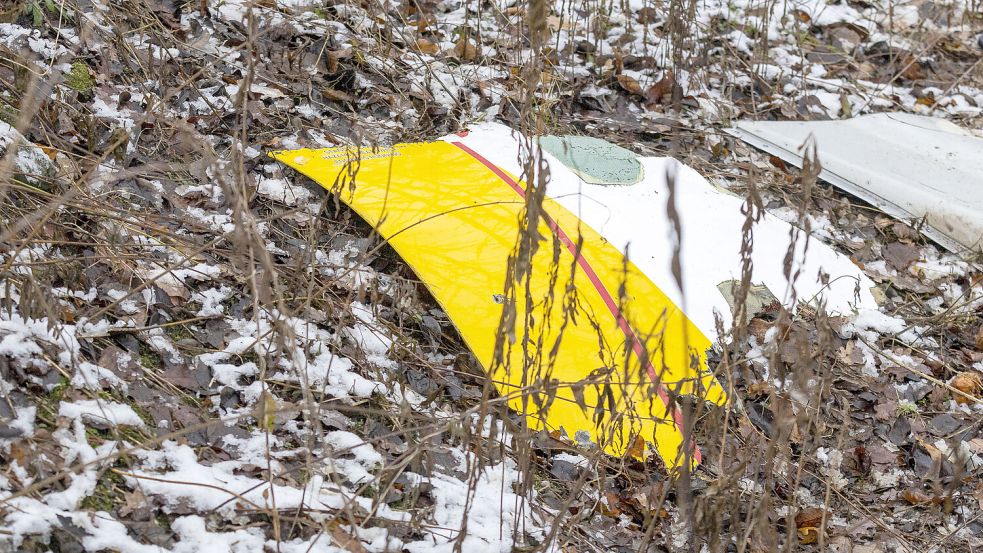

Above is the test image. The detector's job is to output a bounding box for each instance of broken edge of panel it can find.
[725,113,983,255]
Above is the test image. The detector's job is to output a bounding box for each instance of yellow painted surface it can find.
[271,141,726,468]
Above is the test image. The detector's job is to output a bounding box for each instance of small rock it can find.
[888,416,911,445]
[575,40,595,55]
[550,459,580,480]
[828,26,862,51]
[929,413,961,435]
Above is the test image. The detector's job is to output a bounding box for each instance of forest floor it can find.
[1,0,982,551]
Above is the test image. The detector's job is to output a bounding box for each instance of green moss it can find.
[155,514,172,533]
[165,323,194,342]
[48,377,70,401]
[0,103,17,126]
[35,377,70,428]
[897,400,918,417]
[80,469,125,512]
[139,348,162,370]
[65,61,94,94]
[358,484,379,498]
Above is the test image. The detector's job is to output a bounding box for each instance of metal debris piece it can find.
[726,113,983,253]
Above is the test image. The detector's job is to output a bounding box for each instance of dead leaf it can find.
[795,507,825,529]
[119,489,153,520]
[163,363,208,391]
[882,241,921,271]
[256,390,278,431]
[626,433,646,458]
[40,145,59,161]
[838,340,866,367]
[795,507,826,544]
[453,38,479,62]
[936,36,976,59]
[891,222,919,241]
[629,481,669,516]
[747,318,772,343]
[415,13,437,32]
[951,371,982,404]
[645,70,676,106]
[615,74,644,97]
[329,521,368,553]
[974,326,983,352]
[900,55,924,80]
[145,271,188,304]
[414,38,439,55]
[599,491,622,517]
[322,87,354,102]
[326,48,352,74]
[873,399,897,422]
[746,381,774,398]
[902,488,941,506]
[768,155,789,172]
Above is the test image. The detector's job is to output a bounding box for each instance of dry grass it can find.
[1,0,982,551]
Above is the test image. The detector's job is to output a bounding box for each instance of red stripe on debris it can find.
[451,140,700,465]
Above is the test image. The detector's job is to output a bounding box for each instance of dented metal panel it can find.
[726,113,983,254]
[271,123,879,469]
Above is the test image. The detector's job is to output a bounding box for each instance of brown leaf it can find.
[151,274,189,304]
[629,481,668,515]
[626,433,646,458]
[645,70,676,105]
[329,522,368,553]
[936,36,975,60]
[119,489,153,520]
[453,38,479,62]
[415,13,437,32]
[599,491,622,517]
[892,222,919,241]
[866,443,901,468]
[974,326,983,352]
[616,74,644,97]
[951,371,982,404]
[852,446,872,475]
[900,55,924,80]
[768,155,789,172]
[414,38,439,55]
[794,507,825,529]
[902,488,941,506]
[326,48,352,74]
[837,341,866,367]
[748,318,772,343]
[746,381,774,398]
[322,87,354,102]
[882,241,921,271]
[163,363,207,391]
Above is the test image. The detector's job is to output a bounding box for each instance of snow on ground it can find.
[0,0,981,551]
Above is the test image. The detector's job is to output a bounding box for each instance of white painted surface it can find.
[727,113,983,254]
[442,123,878,341]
